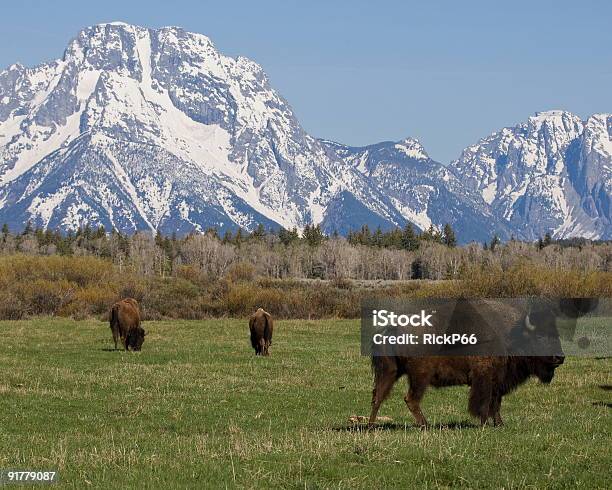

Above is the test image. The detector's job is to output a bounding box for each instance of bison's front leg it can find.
[468,374,493,425]
[489,392,503,427]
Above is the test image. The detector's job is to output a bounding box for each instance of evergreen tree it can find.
[346,230,356,245]
[356,224,372,246]
[234,228,244,246]
[372,226,384,248]
[385,228,403,248]
[155,230,164,247]
[278,227,300,246]
[490,234,501,251]
[250,223,266,241]
[401,223,419,251]
[23,220,33,235]
[303,224,325,247]
[95,225,106,239]
[442,223,457,248]
[222,230,233,244]
[420,224,442,243]
[411,257,424,279]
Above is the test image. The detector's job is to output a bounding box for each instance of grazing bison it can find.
[368,299,594,427]
[109,298,146,351]
[249,308,273,356]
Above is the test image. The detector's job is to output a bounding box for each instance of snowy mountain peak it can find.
[452,111,611,239]
[532,109,570,119]
[0,23,429,237]
[0,23,609,241]
[526,110,583,138]
[394,137,429,160]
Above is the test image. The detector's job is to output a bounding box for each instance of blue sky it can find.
[1,0,611,163]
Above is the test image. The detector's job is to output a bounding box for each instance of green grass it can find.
[0,318,610,489]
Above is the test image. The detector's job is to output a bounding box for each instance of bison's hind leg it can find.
[111,327,119,350]
[369,361,399,426]
[468,374,494,425]
[263,340,271,356]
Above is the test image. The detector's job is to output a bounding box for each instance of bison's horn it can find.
[524,314,536,331]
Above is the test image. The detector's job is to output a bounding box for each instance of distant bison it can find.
[249,308,273,356]
[368,299,596,427]
[109,298,146,351]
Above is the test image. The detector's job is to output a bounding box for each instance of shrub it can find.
[61,285,119,318]
[225,262,255,283]
[14,279,76,316]
[0,255,609,320]
[146,278,203,319]
[0,290,26,320]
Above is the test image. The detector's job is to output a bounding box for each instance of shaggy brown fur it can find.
[369,354,564,427]
[109,298,146,351]
[368,300,573,427]
[249,308,273,356]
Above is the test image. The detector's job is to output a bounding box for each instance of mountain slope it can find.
[0,23,383,233]
[450,111,611,239]
[321,138,511,241]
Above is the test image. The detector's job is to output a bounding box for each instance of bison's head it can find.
[127,327,146,351]
[510,297,599,357]
[508,307,564,358]
[531,355,565,384]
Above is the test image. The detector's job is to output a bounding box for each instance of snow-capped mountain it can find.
[0,22,500,242]
[0,23,609,242]
[451,110,611,240]
[0,22,410,235]
[320,138,511,239]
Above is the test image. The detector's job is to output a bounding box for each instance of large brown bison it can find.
[249,308,273,356]
[368,298,595,427]
[109,298,146,351]
[369,354,564,427]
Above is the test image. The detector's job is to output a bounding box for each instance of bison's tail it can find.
[263,314,272,344]
[371,354,388,380]
[249,319,258,349]
[110,303,119,329]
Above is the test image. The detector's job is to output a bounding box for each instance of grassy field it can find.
[0,318,610,489]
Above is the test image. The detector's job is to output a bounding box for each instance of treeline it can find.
[0,256,609,321]
[0,223,610,282]
[0,222,610,319]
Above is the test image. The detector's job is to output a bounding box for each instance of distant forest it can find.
[1,222,610,281]
[0,222,610,320]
